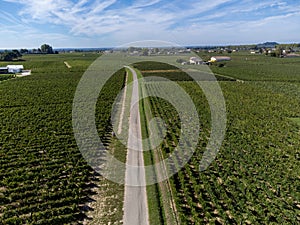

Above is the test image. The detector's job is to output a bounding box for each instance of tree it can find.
[275,46,283,57]
[12,50,21,58]
[0,50,21,61]
[141,48,149,56]
[265,48,269,56]
[20,49,29,54]
[40,44,54,54]
[128,47,135,53]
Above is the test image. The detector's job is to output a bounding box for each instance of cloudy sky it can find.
[1,0,300,49]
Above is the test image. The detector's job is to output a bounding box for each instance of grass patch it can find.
[134,67,165,225]
[288,118,300,126]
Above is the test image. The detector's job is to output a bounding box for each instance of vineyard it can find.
[135,58,300,224]
[198,51,300,81]
[0,53,126,224]
[133,61,235,81]
[0,75,15,82]
[1,51,300,225]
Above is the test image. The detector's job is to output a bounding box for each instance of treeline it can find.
[21,44,58,54]
[0,44,58,61]
[0,50,22,61]
[194,42,300,52]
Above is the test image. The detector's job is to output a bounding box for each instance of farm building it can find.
[189,57,203,64]
[209,56,231,63]
[0,67,8,74]
[7,65,24,73]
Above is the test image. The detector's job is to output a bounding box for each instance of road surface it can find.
[123,66,149,225]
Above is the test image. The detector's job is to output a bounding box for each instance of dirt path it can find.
[123,66,149,225]
[64,61,72,68]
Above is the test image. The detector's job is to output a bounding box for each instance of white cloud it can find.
[132,0,162,8]
[3,0,234,36]
[1,0,300,48]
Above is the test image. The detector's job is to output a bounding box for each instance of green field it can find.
[1,52,300,224]
[0,75,15,82]
[0,53,127,224]
[134,56,300,224]
[198,51,300,81]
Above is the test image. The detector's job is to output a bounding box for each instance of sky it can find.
[0,0,300,49]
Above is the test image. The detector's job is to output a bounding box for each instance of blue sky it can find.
[0,0,300,49]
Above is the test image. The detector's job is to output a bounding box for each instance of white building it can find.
[189,57,203,65]
[7,65,24,73]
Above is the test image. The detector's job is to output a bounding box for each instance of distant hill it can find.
[257,42,279,48]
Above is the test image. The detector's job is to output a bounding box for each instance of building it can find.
[209,56,231,63]
[0,67,8,74]
[7,65,24,73]
[189,57,203,65]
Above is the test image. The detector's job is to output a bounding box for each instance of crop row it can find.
[0,74,15,81]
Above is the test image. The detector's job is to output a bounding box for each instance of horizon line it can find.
[0,41,299,51]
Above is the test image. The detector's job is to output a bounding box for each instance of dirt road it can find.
[123,66,149,225]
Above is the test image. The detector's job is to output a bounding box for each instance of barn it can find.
[7,65,24,73]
